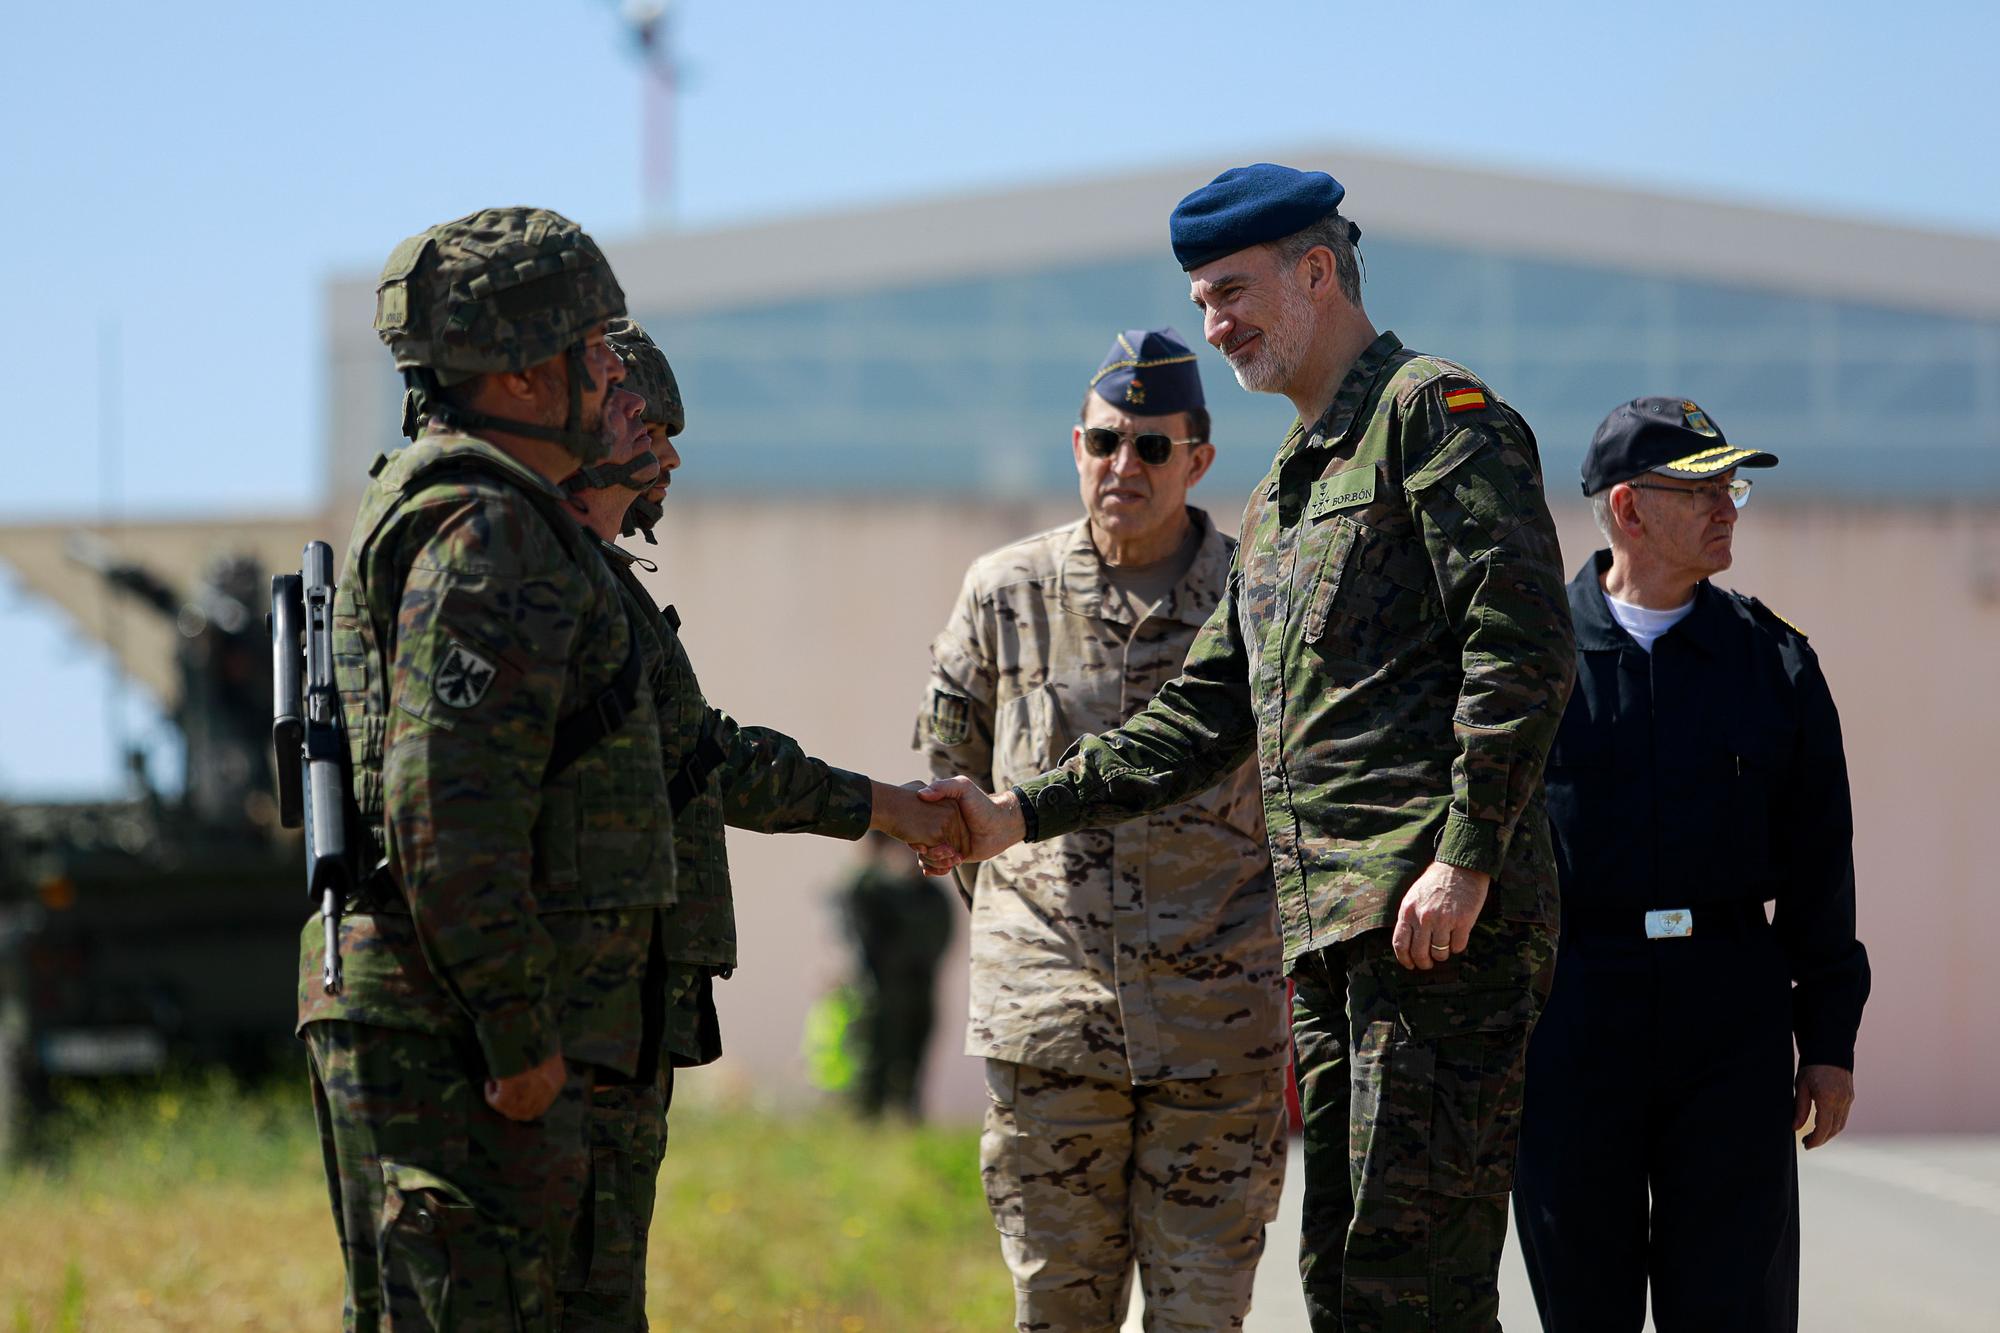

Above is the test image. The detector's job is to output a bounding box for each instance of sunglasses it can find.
[1080,427,1202,465]
[1625,477,1753,509]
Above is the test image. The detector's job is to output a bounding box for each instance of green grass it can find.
[1,1071,1011,1331]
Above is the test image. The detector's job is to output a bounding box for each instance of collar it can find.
[1570,548,1730,658]
[413,426,573,505]
[1297,330,1404,452]
[1055,508,1231,628]
[597,537,641,569]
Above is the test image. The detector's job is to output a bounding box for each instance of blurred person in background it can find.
[837,830,955,1120]
[920,165,1575,1331]
[1513,398,1871,1332]
[555,318,963,1330]
[918,328,1286,1333]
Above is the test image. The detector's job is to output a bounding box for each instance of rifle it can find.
[271,542,350,995]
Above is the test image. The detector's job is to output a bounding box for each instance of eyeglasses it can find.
[1081,427,1202,466]
[1625,477,1753,509]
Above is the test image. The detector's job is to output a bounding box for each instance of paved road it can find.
[1118,1136,2000,1331]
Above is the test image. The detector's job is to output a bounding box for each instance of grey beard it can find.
[1228,290,1312,394]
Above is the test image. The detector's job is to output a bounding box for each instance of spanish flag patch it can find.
[1444,387,1487,414]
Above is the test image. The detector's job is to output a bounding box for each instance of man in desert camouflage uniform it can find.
[557,317,964,1330]
[299,207,671,1332]
[924,166,1576,1331]
[919,328,1287,1333]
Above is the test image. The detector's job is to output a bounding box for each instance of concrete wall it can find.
[640,492,2000,1133]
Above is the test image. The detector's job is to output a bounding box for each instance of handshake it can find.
[870,776,1035,876]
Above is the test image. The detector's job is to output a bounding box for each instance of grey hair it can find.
[1591,490,1616,540]
[1272,210,1364,305]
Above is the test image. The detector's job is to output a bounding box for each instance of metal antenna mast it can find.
[624,1,682,224]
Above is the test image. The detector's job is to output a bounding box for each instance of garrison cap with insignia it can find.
[1089,328,1205,416]
[1580,396,1779,496]
[1170,163,1359,271]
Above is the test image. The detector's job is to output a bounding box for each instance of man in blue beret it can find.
[917,329,1288,1331]
[923,165,1576,1330]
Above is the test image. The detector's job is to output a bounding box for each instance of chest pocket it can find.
[1720,725,1786,889]
[1302,512,1433,667]
[532,617,674,912]
[993,683,1067,792]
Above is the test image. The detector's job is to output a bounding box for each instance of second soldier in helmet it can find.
[555,317,966,1327]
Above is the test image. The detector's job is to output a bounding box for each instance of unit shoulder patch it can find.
[929,689,971,747]
[434,639,498,709]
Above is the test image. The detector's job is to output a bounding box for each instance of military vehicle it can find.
[0,548,303,1161]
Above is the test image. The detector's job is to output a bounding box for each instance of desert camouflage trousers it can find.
[1291,919,1556,1332]
[306,1021,591,1333]
[556,1068,673,1331]
[980,1059,1289,1332]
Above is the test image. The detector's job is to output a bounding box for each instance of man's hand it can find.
[1795,1064,1855,1148]
[1391,861,1491,970]
[870,781,969,876]
[917,776,1027,866]
[484,1049,567,1122]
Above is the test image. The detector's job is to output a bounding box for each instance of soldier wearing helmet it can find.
[299,207,678,1332]
[554,319,967,1329]
[599,316,684,541]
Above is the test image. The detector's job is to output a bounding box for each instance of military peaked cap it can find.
[1582,397,1779,495]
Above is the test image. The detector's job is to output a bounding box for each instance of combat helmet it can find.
[603,318,685,540]
[607,318,684,437]
[374,206,626,461]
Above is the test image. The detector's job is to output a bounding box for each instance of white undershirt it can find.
[1604,591,1695,653]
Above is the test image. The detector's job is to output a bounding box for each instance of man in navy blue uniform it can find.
[1513,397,1871,1332]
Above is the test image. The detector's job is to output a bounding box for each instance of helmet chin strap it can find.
[402,344,608,461]
[564,450,660,494]
[621,495,664,543]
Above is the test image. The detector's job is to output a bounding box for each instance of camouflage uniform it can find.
[922,511,1289,1332]
[301,428,675,1331]
[300,209,674,1333]
[1016,333,1575,1330]
[555,321,875,1331]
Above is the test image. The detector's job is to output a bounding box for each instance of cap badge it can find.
[1681,401,1718,436]
[1125,377,1146,406]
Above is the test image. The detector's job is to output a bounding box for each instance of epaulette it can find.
[1390,354,1484,409]
[1742,593,1808,642]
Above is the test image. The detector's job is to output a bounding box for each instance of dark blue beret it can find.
[1089,328,1205,416]
[1170,163,1355,271]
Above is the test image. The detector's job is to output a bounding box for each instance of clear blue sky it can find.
[1,0,1993,795]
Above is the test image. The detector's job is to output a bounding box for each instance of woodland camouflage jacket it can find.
[1017,334,1576,964]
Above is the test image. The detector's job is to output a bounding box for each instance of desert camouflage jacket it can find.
[920,512,1285,1083]
[298,430,674,1082]
[598,542,874,1066]
[1018,334,1576,963]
